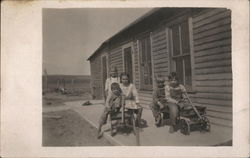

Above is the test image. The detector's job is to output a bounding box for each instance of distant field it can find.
[43,75,91,93]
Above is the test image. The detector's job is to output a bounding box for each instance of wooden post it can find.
[56,79,60,90]
[134,109,140,146]
[45,75,48,92]
[43,69,48,92]
[62,79,65,90]
[71,78,74,92]
[135,127,140,146]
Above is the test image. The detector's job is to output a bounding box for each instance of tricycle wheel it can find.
[200,116,211,132]
[180,119,190,135]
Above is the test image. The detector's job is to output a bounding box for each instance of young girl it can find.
[119,73,143,127]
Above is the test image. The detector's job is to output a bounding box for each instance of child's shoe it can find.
[97,127,103,139]
[97,131,103,139]
[155,115,161,127]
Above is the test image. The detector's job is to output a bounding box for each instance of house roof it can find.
[87,8,161,61]
[87,7,205,61]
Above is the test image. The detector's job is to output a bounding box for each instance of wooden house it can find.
[87,8,232,128]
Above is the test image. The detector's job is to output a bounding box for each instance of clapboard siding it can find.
[110,47,123,73]
[195,59,231,69]
[194,38,231,52]
[195,79,232,87]
[192,8,232,127]
[90,54,103,99]
[194,24,231,39]
[133,40,140,89]
[89,8,232,129]
[195,86,232,94]
[151,28,169,79]
[193,10,231,28]
[194,46,231,57]
[194,31,231,46]
[195,52,231,63]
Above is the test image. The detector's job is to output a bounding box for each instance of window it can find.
[170,20,192,90]
[139,35,153,91]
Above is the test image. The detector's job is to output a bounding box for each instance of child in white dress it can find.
[119,73,143,127]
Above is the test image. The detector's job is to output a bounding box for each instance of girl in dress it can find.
[119,73,143,127]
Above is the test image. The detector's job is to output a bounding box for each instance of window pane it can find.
[184,56,192,87]
[180,21,190,54]
[172,25,181,56]
[175,58,184,85]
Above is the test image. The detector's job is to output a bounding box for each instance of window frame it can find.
[138,34,154,91]
[122,42,134,83]
[168,17,196,92]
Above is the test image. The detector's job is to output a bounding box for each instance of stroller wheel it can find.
[200,116,211,132]
[180,119,190,135]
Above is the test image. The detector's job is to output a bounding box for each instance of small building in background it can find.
[87,8,232,128]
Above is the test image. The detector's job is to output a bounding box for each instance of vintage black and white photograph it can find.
[42,7,233,146]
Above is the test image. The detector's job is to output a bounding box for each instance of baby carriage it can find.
[160,93,211,135]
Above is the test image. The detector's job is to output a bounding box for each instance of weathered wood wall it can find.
[191,8,232,127]
[90,53,103,99]
[151,27,170,80]
[89,8,232,128]
[109,46,123,74]
[133,39,140,89]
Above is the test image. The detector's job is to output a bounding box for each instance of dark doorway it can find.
[123,47,133,83]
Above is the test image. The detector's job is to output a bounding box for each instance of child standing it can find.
[97,82,124,138]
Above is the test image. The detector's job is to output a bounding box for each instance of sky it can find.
[43,8,151,76]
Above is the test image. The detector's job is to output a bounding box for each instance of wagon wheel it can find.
[180,119,190,135]
[200,116,211,132]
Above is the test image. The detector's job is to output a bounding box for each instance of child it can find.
[150,77,168,127]
[119,73,143,127]
[165,72,191,133]
[97,82,124,138]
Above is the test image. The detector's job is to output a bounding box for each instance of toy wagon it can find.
[178,105,210,135]
[109,108,138,136]
[160,94,211,135]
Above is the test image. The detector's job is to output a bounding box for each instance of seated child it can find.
[97,82,124,138]
[165,72,191,133]
[150,77,168,126]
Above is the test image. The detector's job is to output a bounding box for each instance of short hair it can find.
[168,72,179,81]
[110,82,122,93]
[119,72,130,84]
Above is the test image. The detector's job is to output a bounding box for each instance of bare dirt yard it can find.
[43,92,112,146]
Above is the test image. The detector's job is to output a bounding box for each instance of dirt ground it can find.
[43,92,91,107]
[43,92,112,146]
[43,109,112,146]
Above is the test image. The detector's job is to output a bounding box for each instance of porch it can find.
[65,100,232,146]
